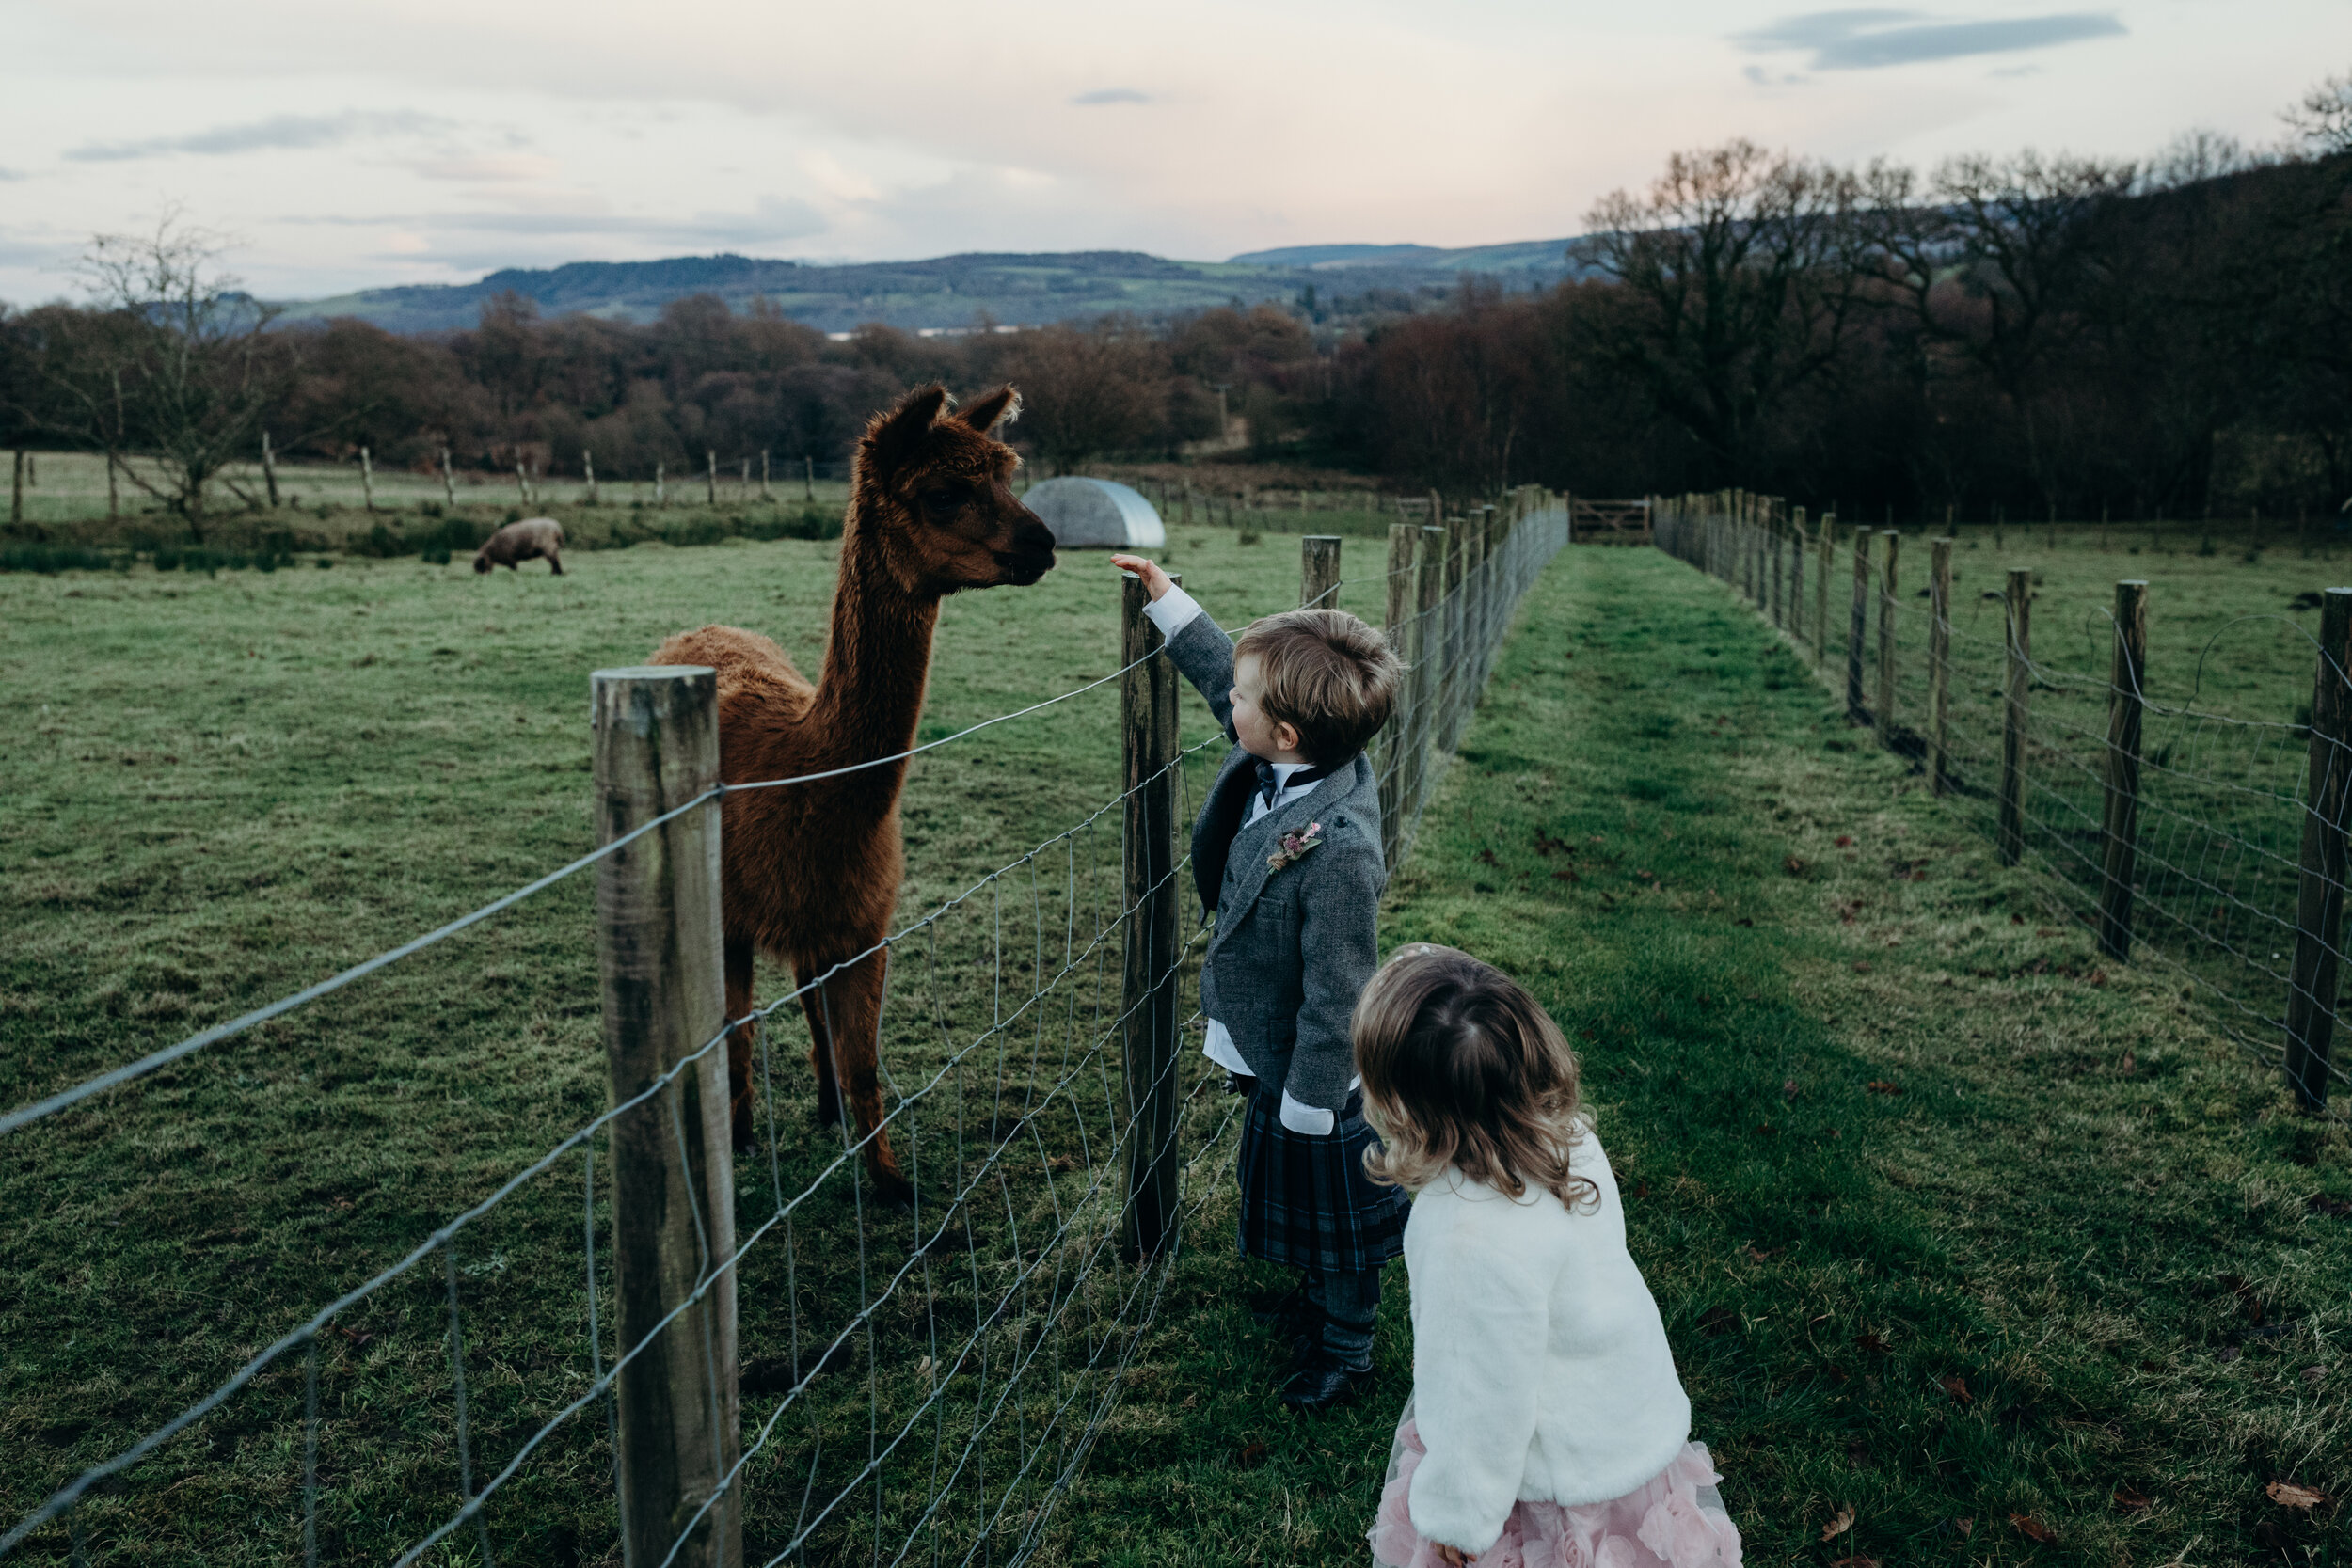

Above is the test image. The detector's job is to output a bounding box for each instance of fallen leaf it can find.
[1820,1505,1855,1542]
[1552,869,1580,882]
[1735,917,1755,927]
[1742,1244,1781,1263]
[1236,1439,1268,1469]
[2009,1513,2057,1543]
[2302,1365,2328,1385]
[2112,1486,2150,1512]
[2011,912,2026,925]
[1939,1373,1973,1405]
[1943,1516,1975,1540]
[2037,927,2061,937]
[1783,1078,1800,1101]
[1785,855,1806,875]
[1867,1080,1902,1095]
[1477,847,1499,866]
[2091,971,2108,986]
[1853,1331,1893,1356]
[2119,1049,2134,1071]
[1755,1121,1778,1135]
[2268,1481,2328,1510]
[1632,1180,1648,1200]
[1852,960,1872,973]
[2217,1345,2243,1364]
[1836,835,1854,847]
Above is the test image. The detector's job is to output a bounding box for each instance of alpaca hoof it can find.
[869,1171,916,1211]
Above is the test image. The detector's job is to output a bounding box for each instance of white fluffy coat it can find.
[1404,1130,1692,1554]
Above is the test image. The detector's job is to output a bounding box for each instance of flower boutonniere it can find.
[1267,821,1324,874]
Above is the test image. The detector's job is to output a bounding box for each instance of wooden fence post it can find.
[706,451,718,506]
[760,451,771,501]
[1875,531,1900,747]
[2000,568,2033,865]
[2097,581,2149,961]
[591,664,741,1568]
[1847,529,1873,720]
[1815,512,1832,666]
[1380,524,1420,868]
[1929,537,1953,795]
[657,463,667,507]
[8,449,21,525]
[1409,525,1445,830]
[1301,535,1342,610]
[360,447,376,514]
[1120,573,1183,1259]
[803,456,815,502]
[440,447,456,510]
[1791,507,1808,645]
[1467,509,1492,686]
[1439,515,1467,751]
[2285,587,2352,1111]
[585,449,598,508]
[262,430,281,509]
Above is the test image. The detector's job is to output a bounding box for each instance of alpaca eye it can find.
[921,488,962,515]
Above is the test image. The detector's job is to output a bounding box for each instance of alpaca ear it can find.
[866,383,949,462]
[955,384,1021,435]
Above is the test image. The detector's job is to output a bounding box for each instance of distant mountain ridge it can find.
[273,237,1588,335]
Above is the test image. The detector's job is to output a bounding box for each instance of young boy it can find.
[1110,553,1408,1413]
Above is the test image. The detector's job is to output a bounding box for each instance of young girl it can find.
[1356,945,1741,1568]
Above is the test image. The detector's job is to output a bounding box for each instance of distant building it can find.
[1022,478,1166,549]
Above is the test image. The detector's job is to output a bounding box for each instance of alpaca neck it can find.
[804,506,940,789]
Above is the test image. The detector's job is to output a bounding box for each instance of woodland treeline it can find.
[4,71,2349,525]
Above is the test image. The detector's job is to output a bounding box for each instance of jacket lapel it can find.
[1208,754,1372,957]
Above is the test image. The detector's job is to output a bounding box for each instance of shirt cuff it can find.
[1142,583,1204,640]
[1279,1089,1336,1136]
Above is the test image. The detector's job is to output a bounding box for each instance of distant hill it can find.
[272,239,1590,336]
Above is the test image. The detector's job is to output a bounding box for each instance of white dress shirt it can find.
[1143,582,1358,1136]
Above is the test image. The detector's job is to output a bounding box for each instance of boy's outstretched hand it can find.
[1109,554,1173,601]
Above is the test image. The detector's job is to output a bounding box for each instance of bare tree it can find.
[1572,140,1870,478]
[2286,70,2352,155]
[26,214,287,537]
[1000,323,1167,473]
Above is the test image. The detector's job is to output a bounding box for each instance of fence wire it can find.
[1655,496,2352,1114]
[5,509,1568,1566]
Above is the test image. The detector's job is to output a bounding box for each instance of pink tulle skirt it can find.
[1368,1402,1742,1568]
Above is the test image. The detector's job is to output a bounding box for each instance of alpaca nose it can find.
[1014,516,1057,565]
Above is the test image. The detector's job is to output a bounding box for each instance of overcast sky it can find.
[2,1,2344,306]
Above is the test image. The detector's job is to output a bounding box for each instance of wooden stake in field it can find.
[1301,535,1342,610]
[759,451,771,502]
[1875,530,1900,747]
[262,430,280,509]
[106,452,119,522]
[803,456,815,502]
[8,450,21,526]
[2097,581,2149,961]
[1379,523,1420,867]
[584,449,598,508]
[1929,538,1954,793]
[1848,528,1873,720]
[656,463,666,507]
[1410,525,1445,835]
[589,664,741,1568]
[2285,586,2352,1111]
[2000,568,2033,865]
[360,448,376,513]
[440,446,457,510]
[1120,573,1183,1260]
[1791,507,1808,647]
[706,451,718,506]
[516,460,532,507]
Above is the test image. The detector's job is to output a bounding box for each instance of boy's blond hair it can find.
[1232,608,1403,765]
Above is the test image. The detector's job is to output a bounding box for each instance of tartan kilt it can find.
[1235,1083,1410,1274]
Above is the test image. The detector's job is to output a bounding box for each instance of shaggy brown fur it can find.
[651,384,1054,1204]
[474,516,565,574]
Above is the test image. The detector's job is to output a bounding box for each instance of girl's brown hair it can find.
[1354,944,1596,1209]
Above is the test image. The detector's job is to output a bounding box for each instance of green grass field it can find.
[5,531,2348,1565]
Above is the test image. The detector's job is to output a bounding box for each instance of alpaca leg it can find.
[795,972,843,1130]
[547,548,564,575]
[820,948,913,1208]
[725,938,757,1152]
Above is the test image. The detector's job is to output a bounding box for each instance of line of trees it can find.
[6,70,2349,530]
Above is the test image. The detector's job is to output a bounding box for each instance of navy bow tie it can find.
[1255,758,1330,809]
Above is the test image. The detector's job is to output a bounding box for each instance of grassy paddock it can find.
[0,527,1387,1564]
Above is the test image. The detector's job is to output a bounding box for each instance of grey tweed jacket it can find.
[1165,611,1387,1118]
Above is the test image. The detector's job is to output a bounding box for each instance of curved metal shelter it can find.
[1021,477,1166,549]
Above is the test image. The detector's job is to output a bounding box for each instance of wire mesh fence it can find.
[1656,492,2352,1118]
[4,502,1567,1565]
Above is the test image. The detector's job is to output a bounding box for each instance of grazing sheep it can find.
[473,517,565,575]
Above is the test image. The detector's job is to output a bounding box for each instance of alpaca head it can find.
[853,384,1057,595]
[471,548,493,574]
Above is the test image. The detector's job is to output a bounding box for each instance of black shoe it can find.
[1280,1355,1374,1414]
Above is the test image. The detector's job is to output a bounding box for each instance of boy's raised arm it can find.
[1112,556,1237,738]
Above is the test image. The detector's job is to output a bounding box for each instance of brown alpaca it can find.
[474,516,565,574]
[652,384,1054,1205]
